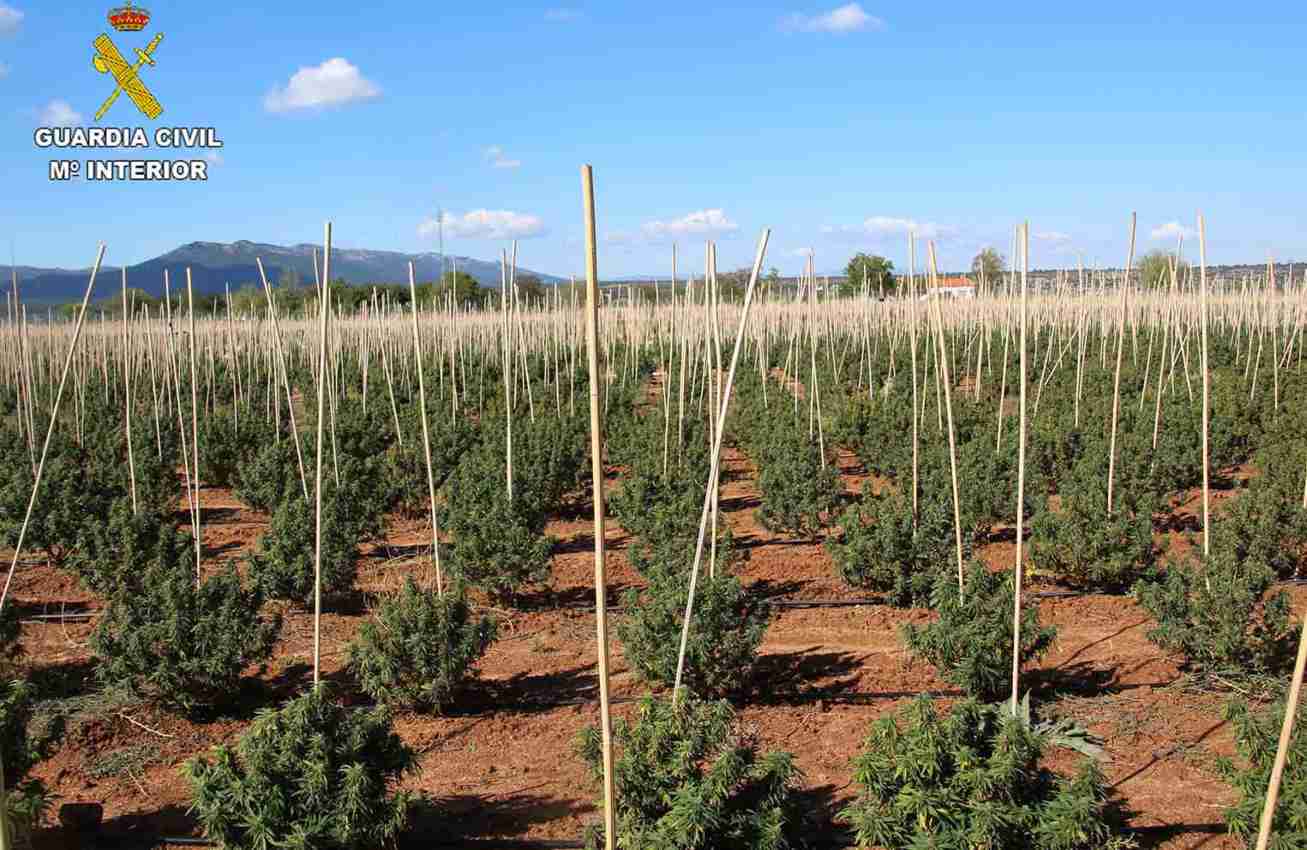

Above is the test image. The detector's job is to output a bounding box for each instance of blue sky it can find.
[1,1,1304,278]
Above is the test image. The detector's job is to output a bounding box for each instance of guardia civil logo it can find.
[93,2,164,121]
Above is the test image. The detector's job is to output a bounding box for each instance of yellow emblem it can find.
[92,31,164,121]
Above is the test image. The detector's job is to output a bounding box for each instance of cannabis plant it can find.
[827,487,954,606]
[347,578,496,712]
[247,487,364,605]
[1029,473,1157,591]
[186,687,416,849]
[1134,546,1294,679]
[69,496,176,595]
[1218,697,1307,846]
[1212,475,1307,580]
[235,436,305,513]
[199,413,245,488]
[618,546,769,697]
[445,496,554,601]
[842,696,1134,850]
[576,696,805,850]
[902,561,1056,701]
[754,434,842,539]
[0,678,62,847]
[91,532,280,711]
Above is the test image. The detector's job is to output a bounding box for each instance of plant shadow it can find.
[416,789,590,844]
[749,646,863,704]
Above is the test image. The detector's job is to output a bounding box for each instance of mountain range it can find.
[1,241,567,304]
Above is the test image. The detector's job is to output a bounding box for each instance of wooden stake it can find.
[407,261,444,596]
[1011,222,1030,713]
[312,222,331,688]
[580,165,617,850]
[1106,213,1137,516]
[0,245,105,613]
[121,269,137,514]
[672,227,770,704]
[1199,216,1210,558]
[186,269,202,583]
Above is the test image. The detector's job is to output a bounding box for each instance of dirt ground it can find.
[9,441,1290,850]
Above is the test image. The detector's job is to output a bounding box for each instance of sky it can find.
[1,1,1304,279]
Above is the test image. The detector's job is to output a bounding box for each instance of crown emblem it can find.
[107,1,150,32]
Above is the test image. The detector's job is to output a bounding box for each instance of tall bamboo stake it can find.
[312,222,332,687]
[928,243,965,593]
[121,269,137,514]
[408,261,444,596]
[1010,222,1030,713]
[186,269,202,582]
[579,164,618,850]
[1106,213,1137,516]
[1199,216,1210,558]
[672,228,770,704]
[0,245,105,613]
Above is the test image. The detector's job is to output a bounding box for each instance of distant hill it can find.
[1,240,566,304]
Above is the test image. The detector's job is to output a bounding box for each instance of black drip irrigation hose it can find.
[23,577,1307,625]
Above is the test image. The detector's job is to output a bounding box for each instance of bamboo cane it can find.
[579,164,618,850]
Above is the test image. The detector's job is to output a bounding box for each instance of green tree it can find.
[971,247,1005,284]
[439,270,483,306]
[1137,249,1187,289]
[516,273,546,303]
[842,253,894,297]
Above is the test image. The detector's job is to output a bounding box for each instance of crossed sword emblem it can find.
[92,31,164,122]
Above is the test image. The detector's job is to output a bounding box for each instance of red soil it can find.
[9,444,1288,849]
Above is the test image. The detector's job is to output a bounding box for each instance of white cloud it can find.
[418,210,546,241]
[1150,221,1195,241]
[203,151,223,166]
[0,4,22,36]
[263,58,380,113]
[789,247,815,258]
[483,145,521,169]
[642,209,739,241]
[823,216,953,241]
[780,3,882,34]
[544,8,581,21]
[1035,231,1071,244]
[38,99,81,127]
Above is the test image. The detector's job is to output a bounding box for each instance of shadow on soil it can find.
[1132,821,1228,849]
[462,664,600,714]
[750,646,863,703]
[428,789,590,842]
[35,802,195,850]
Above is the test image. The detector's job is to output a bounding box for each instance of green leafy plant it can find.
[347,578,496,712]
[827,487,954,606]
[576,695,805,850]
[247,487,364,606]
[618,562,769,698]
[1212,475,1307,580]
[1134,546,1294,680]
[69,496,177,594]
[445,496,554,601]
[841,696,1134,849]
[199,413,244,488]
[186,687,416,849]
[1030,473,1157,591]
[753,433,842,539]
[90,527,280,711]
[902,561,1057,701]
[0,678,62,847]
[439,413,585,600]
[1218,697,1307,846]
[235,436,304,513]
